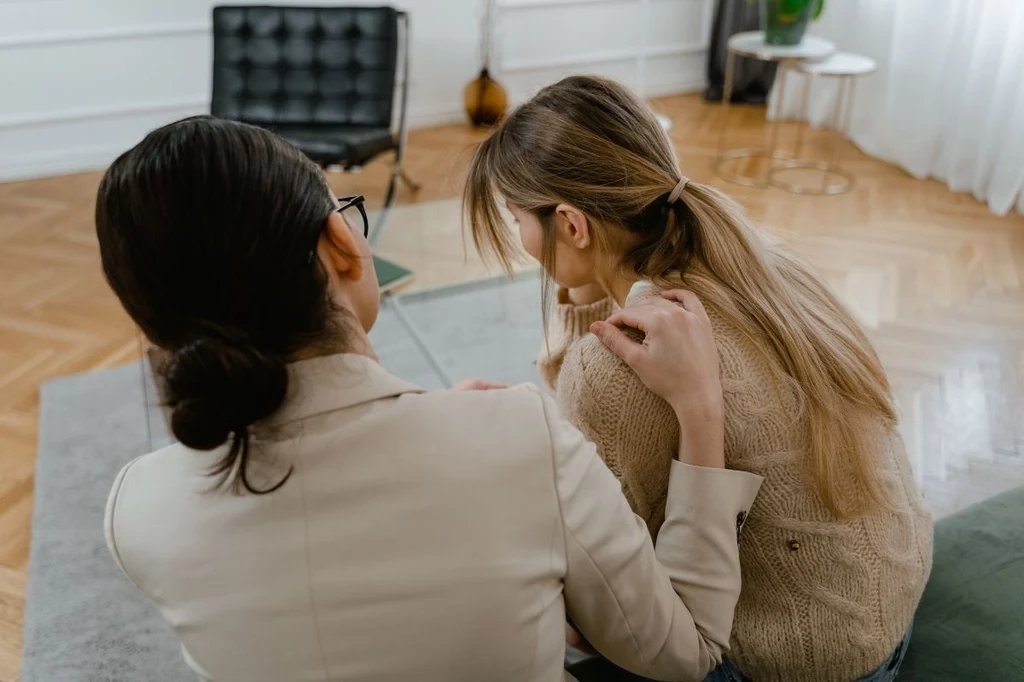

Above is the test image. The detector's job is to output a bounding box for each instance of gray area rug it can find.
[23,273,544,682]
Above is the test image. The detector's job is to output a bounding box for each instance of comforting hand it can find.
[591,290,725,468]
[454,378,509,391]
[590,290,721,413]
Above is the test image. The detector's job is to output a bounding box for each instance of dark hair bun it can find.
[163,338,288,450]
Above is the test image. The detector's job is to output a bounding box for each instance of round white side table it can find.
[768,52,878,195]
[716,31,836,187]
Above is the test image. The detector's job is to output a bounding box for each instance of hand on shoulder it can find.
[591,290,725,468]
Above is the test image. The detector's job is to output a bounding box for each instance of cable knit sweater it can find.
[540,283,933,682]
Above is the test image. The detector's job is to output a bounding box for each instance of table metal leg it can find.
[794,68,811,160]
[715,54,798,187]
[766,62,788,160]
[718,49,736,154]
[767,71,855,196]
[833,75,856,169]
[822,74,848,192]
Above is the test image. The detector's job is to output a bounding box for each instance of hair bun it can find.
[163,337,288,451]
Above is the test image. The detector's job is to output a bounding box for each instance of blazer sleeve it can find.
[541,393,763,681]
[536,289,616,391]
[104,456,146,591]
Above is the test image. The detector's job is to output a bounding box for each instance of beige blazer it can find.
[105,353,762,682]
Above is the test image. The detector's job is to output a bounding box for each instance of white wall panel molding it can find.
[0,97,208,130]
[0,22,208,49]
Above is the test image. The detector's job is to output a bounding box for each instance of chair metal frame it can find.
[349,10,419,245]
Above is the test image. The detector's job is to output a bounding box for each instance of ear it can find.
[554,203,591,250]
[318,211,364,282]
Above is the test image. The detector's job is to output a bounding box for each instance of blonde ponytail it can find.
[669,185,896,517]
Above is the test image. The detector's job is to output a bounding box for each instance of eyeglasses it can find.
[337,195,368,238]
[308,194,368,265]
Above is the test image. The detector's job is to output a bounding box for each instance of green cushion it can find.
[901,486,1024,680]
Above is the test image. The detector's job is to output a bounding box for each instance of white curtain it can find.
[772,0,1024,216]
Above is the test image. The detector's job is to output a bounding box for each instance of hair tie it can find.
[667,176,690,204]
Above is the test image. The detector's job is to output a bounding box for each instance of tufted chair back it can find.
[212,6,399,130]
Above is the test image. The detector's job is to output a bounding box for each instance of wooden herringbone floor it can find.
[1,94,1022,680]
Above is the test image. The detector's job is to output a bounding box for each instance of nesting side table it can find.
[716,31,835,187]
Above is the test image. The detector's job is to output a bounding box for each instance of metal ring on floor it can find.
[768,159,855,195]
[713,147,795,188]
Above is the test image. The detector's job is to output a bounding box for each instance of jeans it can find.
[568,623,913,682]
[704,622,914,682]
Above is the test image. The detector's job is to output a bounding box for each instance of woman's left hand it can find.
[590,290,725,468]
[590,290,721,414]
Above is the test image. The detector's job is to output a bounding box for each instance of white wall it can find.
[0,0,712,182]
[497,0,712,101]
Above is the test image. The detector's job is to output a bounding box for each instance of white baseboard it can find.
[646,77,707,99]
[0,100,209,183]
[405,77,707,131]
[0,145,129,183]
[407,106,466,129]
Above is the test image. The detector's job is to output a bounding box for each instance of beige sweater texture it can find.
[539,284,933,682]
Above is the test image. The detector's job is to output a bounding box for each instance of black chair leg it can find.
[369,162,401,245]
[369,152,420,245]
[383,168,399,209]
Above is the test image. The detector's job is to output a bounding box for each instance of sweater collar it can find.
[626,280,659,305]
[266,353,424,426]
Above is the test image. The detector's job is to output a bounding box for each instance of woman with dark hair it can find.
[98,116,762,682]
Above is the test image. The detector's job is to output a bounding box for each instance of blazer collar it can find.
[267,353,425,425]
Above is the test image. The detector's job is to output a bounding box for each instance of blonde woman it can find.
[465,76,933,682]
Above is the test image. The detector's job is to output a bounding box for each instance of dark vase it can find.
[464,67,508,127]
[761,0,814,46]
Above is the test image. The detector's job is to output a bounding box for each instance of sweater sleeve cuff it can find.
[553,288,616,339]
[657,461,763,546]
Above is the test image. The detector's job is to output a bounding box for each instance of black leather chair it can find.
[211,5,418,241]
